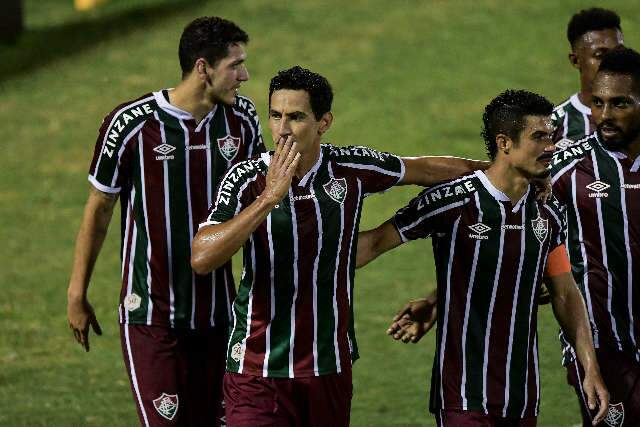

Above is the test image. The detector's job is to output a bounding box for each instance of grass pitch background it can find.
[1,0,638,425]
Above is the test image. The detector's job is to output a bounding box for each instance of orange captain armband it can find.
[544,244,571,277]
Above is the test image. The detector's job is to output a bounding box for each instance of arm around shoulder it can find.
[400,156,489,187]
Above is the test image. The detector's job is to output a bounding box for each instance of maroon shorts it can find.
[566,347,640,427]
[435,410,537,427]
[120,323,227,426]
[223,371,352,427]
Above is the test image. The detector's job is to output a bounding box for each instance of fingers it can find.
[592,386,609,425]
[392,303,412,322]
[91,316,103,336]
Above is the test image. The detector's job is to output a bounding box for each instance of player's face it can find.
[206,43,249,105]
[592,72,640,151]
[571,29,623,93]
[268,89,330,154]
[510,115,556,179]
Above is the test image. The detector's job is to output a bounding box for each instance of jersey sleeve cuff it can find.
[88,175,120,194]
[392,217,410,243]
[198,220,222,230]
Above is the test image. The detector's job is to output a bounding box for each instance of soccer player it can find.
[66,17,264,426]
[552,8,624,147]
[191,66,490,426]
[356,90,609,426]
[550,47,640,426]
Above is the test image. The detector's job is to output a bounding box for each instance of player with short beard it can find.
[66,17,264,426]
[357,90,609,426]
[552,8,624,147]
[549,47,640,426]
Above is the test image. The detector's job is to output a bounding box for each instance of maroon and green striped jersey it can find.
[551,94,595,148]
[88,90,265,330]
[201,144,405,378]
[393,171,565,418]
[551,133,640,365]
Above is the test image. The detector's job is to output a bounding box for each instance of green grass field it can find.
[1,0,638,425]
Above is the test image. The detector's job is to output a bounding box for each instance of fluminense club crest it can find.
[152,393,179,420]
[323,178,347,204]
[217,135,241,162]
[604,402,624,427]
[531,214,548,243]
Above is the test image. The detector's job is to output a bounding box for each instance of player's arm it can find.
[546,245,609,425]
[356,219,403,268]
[191,140,300,274]
[67,186,117,351]
[399,156,489,186]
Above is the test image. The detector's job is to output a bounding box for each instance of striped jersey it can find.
[201,144,405,378]
[88,90,264,330]
[551,133,640,364]
[551,93,595,148]
[393,171,565,418]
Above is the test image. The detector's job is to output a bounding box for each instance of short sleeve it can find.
[199,159,261,229]
[393,183,469,242]
[88,95,155,193]
[332,146,404,196]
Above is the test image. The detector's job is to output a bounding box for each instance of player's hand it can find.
[67,296,102,352]
[532,176,552,203]
[582,368,609,425]
[386,296,437,343]
[263,136,300,206]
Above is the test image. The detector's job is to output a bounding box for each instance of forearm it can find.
[551,282,598,372]
[400,156,490,186]
[192,195,276,274]
[356,220,402,268]
[67,191,115,301]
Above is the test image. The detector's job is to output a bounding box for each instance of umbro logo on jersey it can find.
[153,143,176,161]
[555,138,575,150]
[531,215,548,243]
[604,402,624,427]
[468,223,491,240]
[586,181,610,198]
[153,393,179,420]
[218,135,241,162]
[323,178,347,204]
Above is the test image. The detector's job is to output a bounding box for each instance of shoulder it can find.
[230,95,259,121]
[550,133,596,182]
[325,143,397,163]
[407,172,479,211]
[102,92,157,127]
[221,153,267,185]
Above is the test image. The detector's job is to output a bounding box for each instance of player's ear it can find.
[318,111,333,135]
[194,58,211,83]
[569,52,579,70]
[496,134,512,155]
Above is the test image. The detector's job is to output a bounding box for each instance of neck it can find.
[168,78,216,123]
[484,160,530,203]
[577,78,592,108]
[621,140,640,160]
[295,142,321,178]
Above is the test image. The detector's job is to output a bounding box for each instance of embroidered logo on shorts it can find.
[230,342,244,362]
[531,214,548,243]
[153,393,179,420]
[604,402,624,427]
[217,135,241,162]
[123,293,141,311]
[323,178,347,204]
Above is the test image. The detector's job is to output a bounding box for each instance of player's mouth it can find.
[537,154,553,166]
[598,124,621,139]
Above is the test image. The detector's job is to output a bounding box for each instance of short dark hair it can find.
[178,17,249,75]
[269,66,333,120]
[598,47,640,91]
[567,8,621,48]
[481,90,554,160]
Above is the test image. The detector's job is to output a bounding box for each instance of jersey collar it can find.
[475,170,530,213]
[569,93,592,116]
[154,90,217,131]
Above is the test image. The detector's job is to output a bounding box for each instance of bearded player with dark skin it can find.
[357,90,608,426]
